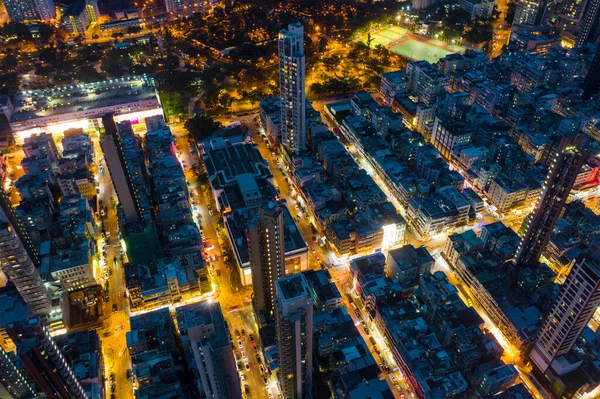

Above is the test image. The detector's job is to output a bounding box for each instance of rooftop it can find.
[11,76,157,123]
[277,273,309,301]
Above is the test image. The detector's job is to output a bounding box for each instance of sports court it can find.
[365,25,464,64]
[392,40,458,63]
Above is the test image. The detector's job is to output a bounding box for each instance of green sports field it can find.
[391,39,458,63]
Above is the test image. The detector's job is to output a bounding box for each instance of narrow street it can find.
[90,130,134,399]
[171,124,280,399]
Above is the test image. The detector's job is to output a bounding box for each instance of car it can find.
[112,304,118,313]
[111,384,116,393]
[110,373,115,382]
[239,373,245,382]
[311,246,316,252]
[241,329,246,337]
[312,236,316,242]
[238,340,243,349]
[244,385,250,395]
[390,374,397,383]
[126,369,132,380]
[236,362,242,371]
[235,329,240,338]
[259,365,264,373]
[256,354,262,363]
[263,376,269,385]
[245,363,250,371]
[209,210,213,216]
[249,334,255,342]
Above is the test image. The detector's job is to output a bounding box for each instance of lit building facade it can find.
[61,0,99,36]
[0,189,51,316]
[515,134,585,274]
[4,0,55,22]
[513,0,547,26]
[0,347,37,399]
[248,201,285,319]
[7,317,87,399]
[530,243,600,373]
[577,0,600,45]
[275,273,313,399]
[278,23,306,152]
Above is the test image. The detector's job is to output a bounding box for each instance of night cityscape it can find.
[0,0,599,397]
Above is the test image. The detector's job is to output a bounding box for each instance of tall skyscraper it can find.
[576,0,600,45]
[275,273,313,399]
[0,348,37,399]
[7,317,87,399]
[3,0,55,22]
[513,0,548,25]
[176,300,242,399]
[0,189,50,316]
[248,201,285,319]
[530,242,600,373]
[100,114,143,224]
[278,22,306,152]
[514,134,585,274]
[558,0,588,25]
[582,47,600,101]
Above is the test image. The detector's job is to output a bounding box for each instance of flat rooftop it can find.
[204,142,271,189]
[277,274,309,301]
[11,76,157,123]
[175,300,229,348]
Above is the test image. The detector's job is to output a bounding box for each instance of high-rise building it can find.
[278,22,306,153]
[248,201,285,319]
[576,0,600,45]
[530,242,600,373]
[61,0,100,36]
[0,348,36,399]
[3,0,55,22]
[275,273,313,399]
[582,47,600,101]
[513,0,548,25]
[0,189,51,316]
[514,134,585,274]
[7,317,87,399]
[558,0,588,26]
[176,300,241,399]
[100,114,143,224]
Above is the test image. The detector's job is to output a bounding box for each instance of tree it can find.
[184,114,223,142]
[366,32,373,48]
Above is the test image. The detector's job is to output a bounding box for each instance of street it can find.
[171,124,281,399]
[91,130,134,399]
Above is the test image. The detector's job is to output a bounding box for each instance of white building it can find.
[530,243,600,373]
[278,23,306,152]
